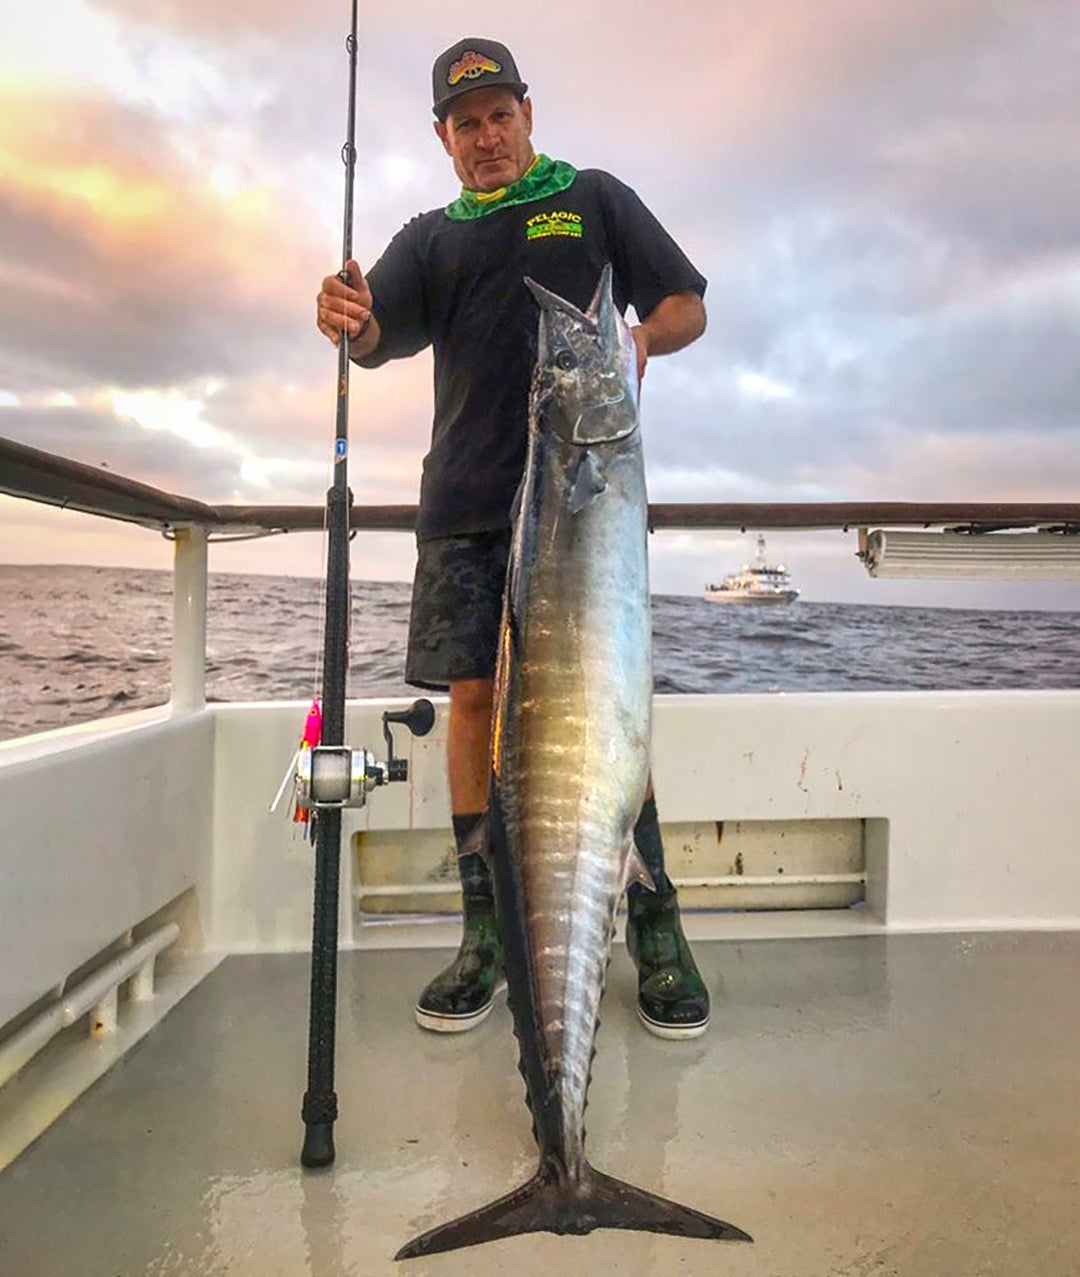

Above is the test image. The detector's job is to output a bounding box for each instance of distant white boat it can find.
[705,534,800,605]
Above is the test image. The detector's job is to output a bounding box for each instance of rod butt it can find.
[301,1120,336,1168]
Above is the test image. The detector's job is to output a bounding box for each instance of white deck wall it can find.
[0,709,214,1029]
[653,691,1080,930]
[209,690,1080,952]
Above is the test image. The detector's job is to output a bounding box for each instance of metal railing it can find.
[4,432,1080,711]
[5,434,1079,535]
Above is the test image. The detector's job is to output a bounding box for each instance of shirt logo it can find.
[448,52,502,85]
[526,210,584,241]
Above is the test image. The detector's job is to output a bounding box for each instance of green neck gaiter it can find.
[445,153,577,221]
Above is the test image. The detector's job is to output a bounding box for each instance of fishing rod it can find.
[297,1,433,1168]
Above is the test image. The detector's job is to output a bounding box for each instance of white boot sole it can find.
[414,981,507,1034]
[637,1006,710,1040]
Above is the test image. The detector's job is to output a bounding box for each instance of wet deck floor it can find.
[1,932,1078,1276]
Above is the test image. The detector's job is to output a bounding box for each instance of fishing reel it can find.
[295,699,436,810]
[273,698,437,825]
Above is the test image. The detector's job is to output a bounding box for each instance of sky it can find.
[1,0,1078,610]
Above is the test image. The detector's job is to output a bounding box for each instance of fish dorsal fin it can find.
[585,263,615,327]
[503,529,527,657]
[570,449,607,514]
[623,841,657,893]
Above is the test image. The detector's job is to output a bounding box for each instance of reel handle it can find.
[381,698,436,784]
[383,698,436,739]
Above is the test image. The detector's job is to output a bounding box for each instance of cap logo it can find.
[448,50,502,85]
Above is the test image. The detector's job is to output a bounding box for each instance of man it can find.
[316,38,710,1039]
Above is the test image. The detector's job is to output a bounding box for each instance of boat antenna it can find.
[300,0,360,1170]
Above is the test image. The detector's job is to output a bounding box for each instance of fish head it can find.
[526,265,639,446]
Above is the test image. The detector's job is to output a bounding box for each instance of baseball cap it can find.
[432,37,528,121]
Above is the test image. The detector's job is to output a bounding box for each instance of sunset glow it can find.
[1,1,1077,608]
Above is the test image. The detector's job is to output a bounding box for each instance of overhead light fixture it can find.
[858,529,1080,580]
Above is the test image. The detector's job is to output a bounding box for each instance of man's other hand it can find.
[317,259,373,346]
[631,325,649,384]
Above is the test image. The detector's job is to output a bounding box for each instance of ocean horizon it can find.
[2,562,1078,742]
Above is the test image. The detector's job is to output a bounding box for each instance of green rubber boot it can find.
[414,831,505,1032]
[626,887,711,1039]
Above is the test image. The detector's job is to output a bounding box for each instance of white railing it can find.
[0,924,179,1089]
[170,527,208,713]
[353,872,868,898]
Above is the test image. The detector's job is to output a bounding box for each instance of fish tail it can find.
[394,1163,751,1260]
[579,1166,752,1243]
[394,1172,554,1261]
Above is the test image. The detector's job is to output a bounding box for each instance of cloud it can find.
[2,0,1079,606]
[0,370,430,506]
[824,427,1080,504]
[0,403,249,496]
[0,81,331,389]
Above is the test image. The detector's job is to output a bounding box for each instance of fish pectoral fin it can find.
[623,842,658,893]
[394,1163,752,1259]
[570,449,607,515]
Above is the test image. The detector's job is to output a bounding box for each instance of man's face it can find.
[435,87,535,192]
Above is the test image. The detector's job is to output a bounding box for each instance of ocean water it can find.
[1,564,1078,742]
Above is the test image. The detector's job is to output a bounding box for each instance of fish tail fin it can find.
[394,1163,751,1260]
[582,1165,752,1243]
[394,1172,555,1261]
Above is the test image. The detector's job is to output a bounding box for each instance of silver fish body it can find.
[491,268,652,1178]
[396,266,750,1260]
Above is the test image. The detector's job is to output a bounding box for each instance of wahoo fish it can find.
[396,266,751,1260]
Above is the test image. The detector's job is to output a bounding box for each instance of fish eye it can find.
[555,349,577,371]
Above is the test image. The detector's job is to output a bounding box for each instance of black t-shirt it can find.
[357,168,707,541]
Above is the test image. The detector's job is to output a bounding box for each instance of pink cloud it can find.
[0,82,329,387]
[815,427,1080,504]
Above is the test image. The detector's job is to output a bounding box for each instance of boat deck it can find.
[1,931,1078,1276]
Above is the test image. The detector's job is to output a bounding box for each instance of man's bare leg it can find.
[447,677,494,815]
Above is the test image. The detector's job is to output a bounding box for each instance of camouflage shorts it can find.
[405,529,512,690]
